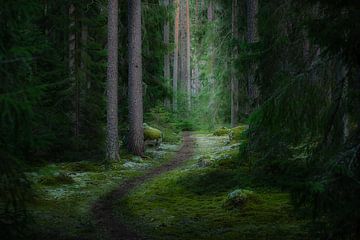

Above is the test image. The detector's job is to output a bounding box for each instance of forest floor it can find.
[111,133,308,240]
[92,132,195,240]
[28,131,308,240]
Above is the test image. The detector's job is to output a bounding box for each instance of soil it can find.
[92,132,195,240]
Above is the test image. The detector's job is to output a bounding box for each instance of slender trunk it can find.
[195,0,198,19]
[173,0,180,111]
[179,0,188,109]
[69,3,80,138]
[186,0,191,110]
[81,22,89,89]
[106,0,119,161]
[207,0,216,126]
[163,0,171,108]
[336,58,349,143]
[246,0,259,109]
[231,0,239,127]
[128,0,144,156]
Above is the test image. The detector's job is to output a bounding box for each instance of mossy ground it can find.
[115,133,308,240]
[27,144,180,239]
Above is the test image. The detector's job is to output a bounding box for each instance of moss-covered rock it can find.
[223,189,255,208]
[229,125,248,141]
[143,123,162,141]
[213,127,230,136]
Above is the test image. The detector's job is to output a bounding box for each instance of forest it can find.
[1,0,359,239]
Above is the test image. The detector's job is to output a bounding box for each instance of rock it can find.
[223,189,255,208]
[229,125,248,141]
[196,155,214,167]
[144,123,162,146]
[213,127,230,136]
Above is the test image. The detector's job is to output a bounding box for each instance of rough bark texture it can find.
[106,0,119,161]
[69,3,80,138]
[231,0,239,127]
[163,0,171,108]
[207,0,216,126]
[173,0,180,111]
[246,0,259,108]
[186,0,191,110]
[128,0,144,156]
[81,21,89,89]
[179,0,189,109]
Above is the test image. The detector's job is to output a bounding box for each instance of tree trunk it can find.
[81,21,89,89]
[179,0,189,109]
[128,0,144,156]
[231,0,239,127]
[68,3,80,138]
[186,0,191,110]
[207,0,216,127]
[173,0,180,111]
[106,0,119,161]
[246,0,259,109]
[163,0,171,108]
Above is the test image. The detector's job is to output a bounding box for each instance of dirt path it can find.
[92,132,195,240]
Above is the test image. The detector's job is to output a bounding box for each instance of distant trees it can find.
[127,0,144,156]
[106,0,120,161]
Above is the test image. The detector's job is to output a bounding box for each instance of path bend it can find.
[92,132,195,240]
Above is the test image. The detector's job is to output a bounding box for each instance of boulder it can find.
[223,189,255,208]
[213,127,230,136]
[143,123,162,146]
[229,125,248,141]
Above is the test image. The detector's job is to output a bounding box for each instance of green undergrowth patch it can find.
[26,142,180,239]
[116,134,308,240]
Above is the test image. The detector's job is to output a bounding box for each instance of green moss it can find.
[229,125,248,141]
[61,161,102,172]
[223,189,256,209]
[115,134,308,240]
[213,127,230,136]
[144,123,162,140]
[38,172,74,186]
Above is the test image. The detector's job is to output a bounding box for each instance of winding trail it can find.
[92,132,195,240]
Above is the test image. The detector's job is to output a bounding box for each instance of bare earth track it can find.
[92,132,195,240]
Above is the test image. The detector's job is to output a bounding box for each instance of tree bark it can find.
[106,0,119,161]
[128,0,144,156]
[186,0,191,110]
[246,0,259,109]
[68,3,80,138]
[163,0,171,108]
[179,0,189,109]
[231,0,239,127]
[173,0,180,111]
[207,0,216,127]
[81,21,89,89]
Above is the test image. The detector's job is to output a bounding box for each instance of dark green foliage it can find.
[245,0,360,238]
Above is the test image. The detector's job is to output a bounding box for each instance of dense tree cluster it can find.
[1,0,359,239]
